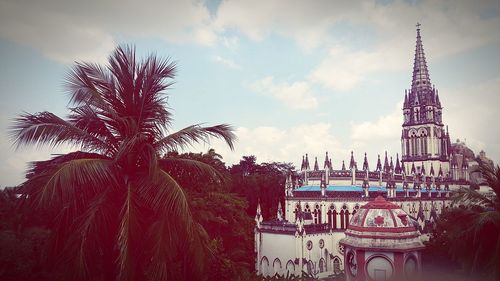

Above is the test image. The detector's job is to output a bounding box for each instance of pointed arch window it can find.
[340,209,345,229]
[328,205,337,229]
[314,204,321,224]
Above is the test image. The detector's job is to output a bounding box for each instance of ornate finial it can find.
[416,22,421,29]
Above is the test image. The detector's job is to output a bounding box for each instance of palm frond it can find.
[66,61,118,114]
[476,158,500,204]
[69,105,118,153]
[10,111,111,152]
[23,157,116,211]
[154,124,236,153]
[451,187,495,209]
[159,157,227,185]
[137,169,191,223]
[54,189,119,281]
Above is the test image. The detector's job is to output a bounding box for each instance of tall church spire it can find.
[411,23,432,95]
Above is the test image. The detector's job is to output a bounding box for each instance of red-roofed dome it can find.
[341,196,424,250]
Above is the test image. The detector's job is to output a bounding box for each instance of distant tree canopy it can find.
[425,158,500,280]
[229,155,295,219]
[0,150,297,281]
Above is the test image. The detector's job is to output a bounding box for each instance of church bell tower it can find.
[401,23,451,177]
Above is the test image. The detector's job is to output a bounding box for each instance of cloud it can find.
[309,45,409,91]
[189,123,347,168]
[222,36,239,51]
[251,76,318,110]
[348,102,403,165]
[0,120,75,187]
[215,0,500,90]
[443,76,500,164]
[0,0,215,63]
[212,55,241,69]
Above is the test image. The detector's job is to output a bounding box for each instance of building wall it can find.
[255,230,345,278]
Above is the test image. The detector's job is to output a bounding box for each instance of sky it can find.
[1,0,500,187]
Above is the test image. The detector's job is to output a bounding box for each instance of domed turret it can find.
[340,196,424,281]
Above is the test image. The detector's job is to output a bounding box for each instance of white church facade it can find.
[254,25,490,279]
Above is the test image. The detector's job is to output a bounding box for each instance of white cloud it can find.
[251,76,318,110]
[0,120,75,187]
[215,0,500,90]
[0,0,215,63]
[349,102,403,165]
[443,76,500,164]
[190,123,347,168]
[222,36,239,51]
[212,55,241,69]
[309,45,410,91]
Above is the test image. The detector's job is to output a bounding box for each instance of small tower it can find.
[376,154,382,172]
[277,201,283,221]
[255,201,263,229]
[383,151,389,173]
[362,152,369,171]
[349,151,357,170]
[313,157,319,171]
[395,153,402,174]
[362,171,370,197]
[320,172,327,197]
[340,196,424,281]
[324,151,331,170]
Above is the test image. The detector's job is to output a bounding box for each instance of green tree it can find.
[426,158,500,280]
[9,46,235,281]
[230,156,295,219]
[163,150,255,281]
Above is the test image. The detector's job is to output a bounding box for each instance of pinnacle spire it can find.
[324,151,330,169]
[362,152,369,171]
[411,23,432,95]
[314,157,319,171]
[394,153,401,174]
[376,154,382,171]
[349,151,356,170]
[383,151,389,173]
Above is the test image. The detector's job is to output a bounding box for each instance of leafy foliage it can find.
[163,150,255,280]
[426,158,500,280]
[229,156,295,219]
[8,46,235,281]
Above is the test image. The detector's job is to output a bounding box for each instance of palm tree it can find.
[10,46,236,281]
[436,158,500,279]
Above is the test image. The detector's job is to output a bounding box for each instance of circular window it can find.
[319,239,324,249]
[337,242,345,254]
[346,251,357,277]
[405,256,417,276]
[306,240,313,250]
[366,256,393,280]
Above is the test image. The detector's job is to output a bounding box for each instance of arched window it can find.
[333,257,342,275]
[342,205,350,228]
[273,258,282,275]
[352,204,359,216]
[314,204,321,224]
[286,260,295,275]
[340,209,345,229]
[319,258,326,273]
[260,256,269,276]
[328,204,337,229]
[307,260,314,275]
